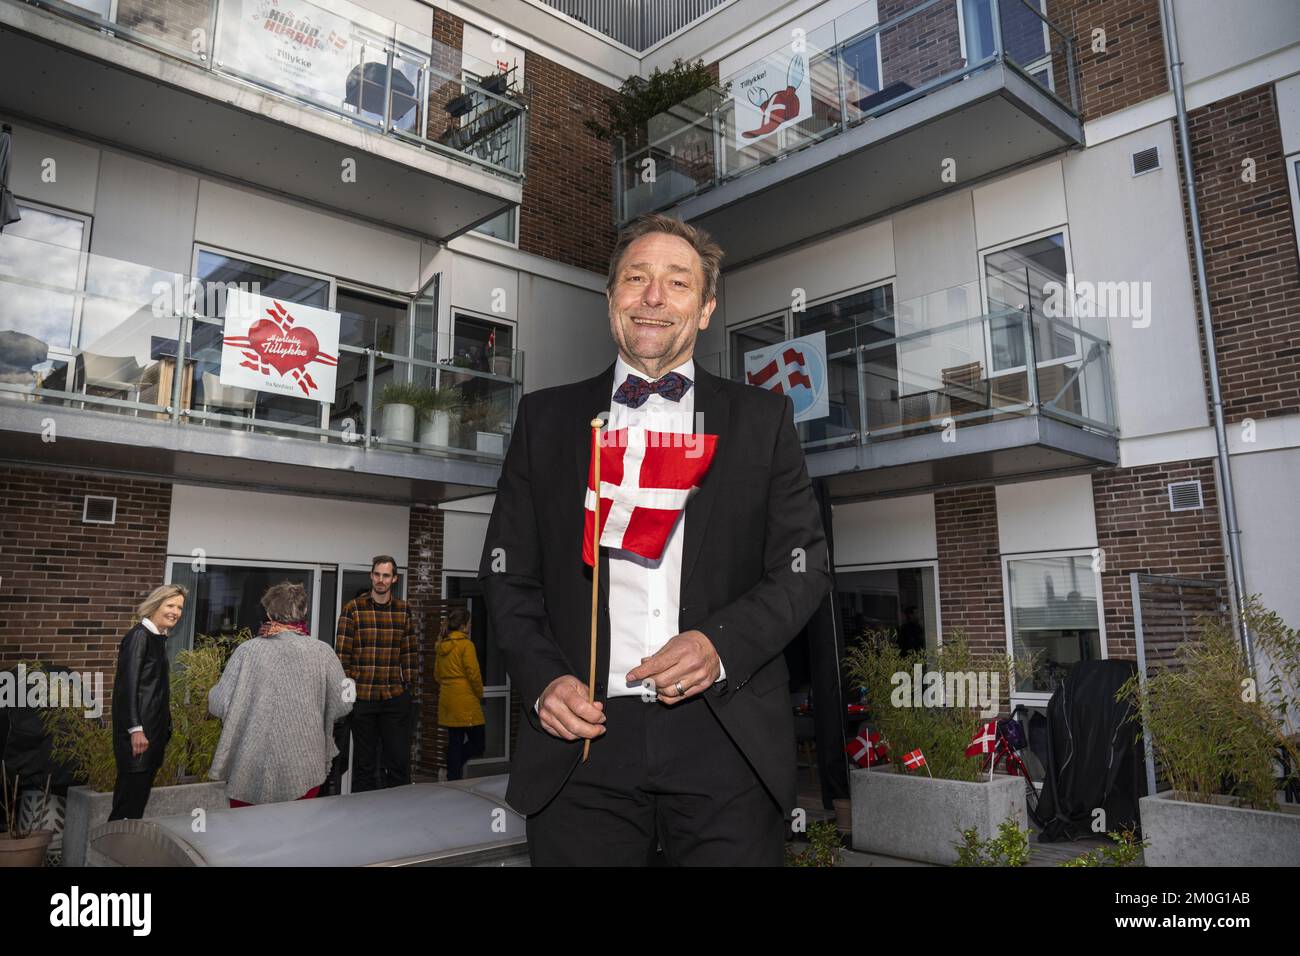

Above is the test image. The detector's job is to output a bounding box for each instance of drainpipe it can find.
[1159,0,1252,664]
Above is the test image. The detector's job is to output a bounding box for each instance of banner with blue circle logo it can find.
[742,331,829,424]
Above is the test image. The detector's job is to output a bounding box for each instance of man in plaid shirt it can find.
[336,555,418,791]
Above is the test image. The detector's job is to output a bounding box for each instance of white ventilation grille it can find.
[1131,146,1161,176]
[1168,480,1203,512]
[82,495,117,524]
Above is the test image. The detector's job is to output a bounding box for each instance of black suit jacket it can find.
[112,624,172,773]
[478,362,830,816]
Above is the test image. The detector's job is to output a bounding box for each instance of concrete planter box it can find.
[1140,790,1300,867]
[850,768,1027,865]
[62,781,229,867]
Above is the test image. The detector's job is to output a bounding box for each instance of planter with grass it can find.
[843,631,1029,865]
[1,768,53,868]
[417,388,462,451]
[377,382,427,447]
[1123,598,1300,867]
[46,631,250,867]
[458,398,506,456]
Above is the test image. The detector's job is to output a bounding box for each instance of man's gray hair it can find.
[605,213,724,306]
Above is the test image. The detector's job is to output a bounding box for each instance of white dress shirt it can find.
[604,355,725,698]
[127,616,162,734]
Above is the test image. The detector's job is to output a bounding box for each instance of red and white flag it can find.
[846,730,888,768]
[965,721,998,757]
[902,748,927,772]
[583,427,718,565]
[745,346,813,396]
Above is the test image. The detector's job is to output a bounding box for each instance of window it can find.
[0,201,89,352]
[837,563,940,653]
[981,229,1074,374]
[1287,155,1300,262]
[1003,551,1105,697]
[796,284,894,444]
[166,559,322,665]
[333,288,413,433]
[471,208,518,245]
[840,30,882,109]
[959,0,998,65]
[445,573,510,763]
[451,311,513,377]
[729,313,788,381]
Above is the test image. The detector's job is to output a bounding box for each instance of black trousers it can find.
[108,768,158,821]
[526,695,785,866]
[444,724,486,781]
[350,690,413,792]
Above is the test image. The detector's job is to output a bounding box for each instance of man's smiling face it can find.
[608,232,716,381]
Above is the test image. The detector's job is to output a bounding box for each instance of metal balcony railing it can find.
[0,233,522,462]
[614,0,1078,222]
[10,0,528,178]
[697,272,1115,455]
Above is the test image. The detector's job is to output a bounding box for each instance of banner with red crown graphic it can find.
[219,289,340,402]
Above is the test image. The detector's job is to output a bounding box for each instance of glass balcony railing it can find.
[13,0,527,177]
[614,0,1078,221]
[698,273,1115,455]
[0,233,522,462]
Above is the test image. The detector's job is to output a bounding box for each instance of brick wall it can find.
[1052,0,1168,121]
[0,467,171,713]
[1091,459,1229,660]
[1180,83,1300,423]
[935,485,1005,657]
[518,49,618,272]
[428,9,616,274]
[405,505,446,774]
[877,0,966,96]
[115,0,212,57]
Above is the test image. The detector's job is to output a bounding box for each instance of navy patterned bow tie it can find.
[612,371,693,409]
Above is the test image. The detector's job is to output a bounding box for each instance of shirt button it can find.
[653,609,661,617]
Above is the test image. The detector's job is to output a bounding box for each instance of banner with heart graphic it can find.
[219,288,340,402]
[728,46,811,149]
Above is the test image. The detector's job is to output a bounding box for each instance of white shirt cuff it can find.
[128,725,143,733]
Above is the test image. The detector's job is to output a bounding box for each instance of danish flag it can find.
[846,730,889,768]
[965,721,999,757]
[583,427,718,565]
[902,748,927,772]
[746,346,814,396]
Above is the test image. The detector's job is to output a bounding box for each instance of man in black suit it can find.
[478,213,830,865]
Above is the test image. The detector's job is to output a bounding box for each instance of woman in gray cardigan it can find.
[208,581,352,807]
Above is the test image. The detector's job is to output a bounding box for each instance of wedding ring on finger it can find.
[675,681,686,697]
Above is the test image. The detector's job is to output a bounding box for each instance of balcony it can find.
[613,0,1082,266]
[0,0,526,238]
[0,234,522,503]
[698,275,1117,498]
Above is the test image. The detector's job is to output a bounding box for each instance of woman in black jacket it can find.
[108,584,187,821]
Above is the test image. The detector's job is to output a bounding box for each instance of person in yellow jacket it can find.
[434,608,486,780]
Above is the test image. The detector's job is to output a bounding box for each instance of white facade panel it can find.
[832,493,937,566]
[972,160,1067,250]
[996,474,1098,554]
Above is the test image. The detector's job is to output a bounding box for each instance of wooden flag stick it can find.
[584,417,604,763]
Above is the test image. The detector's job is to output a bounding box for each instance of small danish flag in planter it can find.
[846,730,888,768]
[965,720,999,757]
[902,748,929,774]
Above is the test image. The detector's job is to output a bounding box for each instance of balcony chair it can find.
[940,361,990,425]
[201,371,257,429]
[76,351,146,413]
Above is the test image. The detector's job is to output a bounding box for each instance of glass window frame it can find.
[448,307,517,369]
[442,569,511,767]
[1001,547,1108,704]
[163,555,324,652]
[1286,153,1300,263]
[469,206,520,247]
[977,224,1080,381]
[4,198,93,358]
[834,559,942,652]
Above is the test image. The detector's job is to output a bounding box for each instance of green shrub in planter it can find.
[842,630,1026,781]
[1120,597,1300,809]
[376,381,432,414]
[44,630,252,792]
[953,819,1030,867]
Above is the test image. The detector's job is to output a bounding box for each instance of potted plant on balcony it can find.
[417,387,463,451]
[45,631,248,867]
[458,397,507,456]
[841,630,1029,864]
[376,381,428,448]
[1122,598,1300,866]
